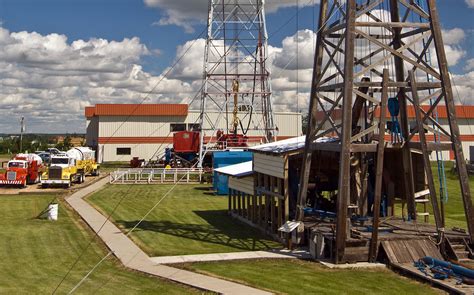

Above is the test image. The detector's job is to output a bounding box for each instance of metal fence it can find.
[109,168,205,184]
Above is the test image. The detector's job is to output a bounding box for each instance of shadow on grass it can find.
[116,210,278,252]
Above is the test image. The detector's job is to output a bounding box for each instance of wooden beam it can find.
[410,71,443,230]
[390,0,416,221]
[369,69,389,262]
[428,0,474,240]
[335,0,356,264]
[296,0,329,222]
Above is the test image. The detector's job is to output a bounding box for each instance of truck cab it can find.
[0,157,42,187]
[41,155,81,188]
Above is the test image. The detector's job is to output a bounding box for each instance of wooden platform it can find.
[305,216,469,263]
[391,263,474,295]
[381,239,443,264]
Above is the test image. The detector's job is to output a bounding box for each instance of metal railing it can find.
[109,168,205,184]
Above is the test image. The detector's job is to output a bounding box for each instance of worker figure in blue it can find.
[388,96,403,144]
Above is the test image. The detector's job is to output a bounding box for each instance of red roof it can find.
[85,104,188,118]
[316,106,474,121]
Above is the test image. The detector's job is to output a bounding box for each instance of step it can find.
[415,189,430,198]
[455,251,470,259]
[451,244,466,251]
[415,199,429,203]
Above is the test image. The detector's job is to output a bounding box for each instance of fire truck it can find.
[0,154,44,188]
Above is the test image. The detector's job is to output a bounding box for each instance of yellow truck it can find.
[41,147,99,188]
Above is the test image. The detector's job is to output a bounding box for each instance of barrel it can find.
[47,203,58,221]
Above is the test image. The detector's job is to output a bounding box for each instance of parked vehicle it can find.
[41,147,99,188]
[0,154,44,188]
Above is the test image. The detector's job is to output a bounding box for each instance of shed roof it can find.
[214,161,253,177]
[250,136,337,155]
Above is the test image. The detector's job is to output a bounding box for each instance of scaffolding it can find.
[198,0,276,167]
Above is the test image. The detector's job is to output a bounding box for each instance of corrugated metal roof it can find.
[84,104,188,117]
[214,161,253,177]
[250,136,337,154]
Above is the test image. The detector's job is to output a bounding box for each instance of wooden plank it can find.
[369,69,389,262]
[411,71,443,229]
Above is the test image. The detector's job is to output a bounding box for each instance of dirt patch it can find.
[0,174,107,195]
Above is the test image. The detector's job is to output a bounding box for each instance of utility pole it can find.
[20,116,25,153]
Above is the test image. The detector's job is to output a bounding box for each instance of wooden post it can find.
[410,71,443,230]
[335,0,356,264]
[247,191,251,221]
[237,191,242,216]
[296,0,329,221]
[389,0,417,221]
[284,158,290,223]
[264,174,269,231]
[369,69,389,263]
[233,188,237,214]
[228,188,232,213]
[427,0,474,240]
[270,176,276,233]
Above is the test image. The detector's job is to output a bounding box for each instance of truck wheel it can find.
[42,184,48,189]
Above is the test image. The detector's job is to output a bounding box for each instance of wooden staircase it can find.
[446,238,473,262]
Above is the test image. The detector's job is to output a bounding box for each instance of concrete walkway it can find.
[151,249,311,264]
[65,177,271,294]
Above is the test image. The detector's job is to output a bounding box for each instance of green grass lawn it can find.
[410,163,474,229]
[179,259,441,295]
[0,194,198,294]
[87,184,281,256]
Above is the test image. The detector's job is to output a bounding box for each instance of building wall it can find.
[253,153,286,179]
[97,143,172,163]
[86,117,99,146]
[228,176,255,195]
[89,110,302,162]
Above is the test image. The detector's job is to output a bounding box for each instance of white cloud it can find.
[466,0,474,8]
[0,27,192,133]
[464,59,474,72]
[144,0,316,33]
[442,28,465,45]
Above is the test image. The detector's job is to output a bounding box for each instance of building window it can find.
[116,148,131,155]
[188,123,201,131]
[170,123,186,132]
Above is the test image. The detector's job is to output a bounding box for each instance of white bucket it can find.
[47,203,58,221]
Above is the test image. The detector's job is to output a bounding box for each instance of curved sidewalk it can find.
[65,177,271,295]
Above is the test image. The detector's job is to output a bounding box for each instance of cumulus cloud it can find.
[466,0,474,8]
[464,59,474,72]
[0,27,192,133]
[442,28,466,45]
[144,0,316,33]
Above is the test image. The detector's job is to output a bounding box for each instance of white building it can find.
[85,104,303,162]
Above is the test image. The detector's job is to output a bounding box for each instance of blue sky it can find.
[0,0,473,133]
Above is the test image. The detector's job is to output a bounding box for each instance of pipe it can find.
[422,256,474,279]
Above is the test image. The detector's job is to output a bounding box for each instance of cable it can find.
[67,160,200,294]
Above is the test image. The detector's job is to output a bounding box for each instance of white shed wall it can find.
[253,153,286,179]
[228,176,255,195]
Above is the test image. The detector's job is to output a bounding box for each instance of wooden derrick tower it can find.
[297,0,474,263]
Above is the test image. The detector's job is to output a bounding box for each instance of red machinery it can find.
[0,153,44,187]
[173,131,200,153]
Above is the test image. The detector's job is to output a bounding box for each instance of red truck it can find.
[0,154,44,188]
